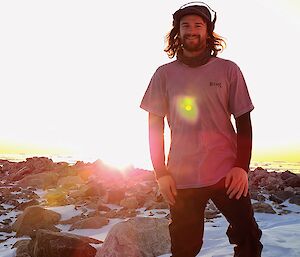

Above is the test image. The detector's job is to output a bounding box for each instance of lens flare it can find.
[176,96,198,123]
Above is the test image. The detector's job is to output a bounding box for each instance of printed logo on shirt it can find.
[209,82,222,88]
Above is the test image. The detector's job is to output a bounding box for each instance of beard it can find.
[181,34,205,52]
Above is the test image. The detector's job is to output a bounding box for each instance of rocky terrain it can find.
[0,157,299,257]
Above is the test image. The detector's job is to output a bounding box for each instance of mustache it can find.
[183,34,201,39]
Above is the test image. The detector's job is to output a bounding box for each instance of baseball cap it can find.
[173,2,216,31]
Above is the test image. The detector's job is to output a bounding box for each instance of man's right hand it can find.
[157,175,177,206]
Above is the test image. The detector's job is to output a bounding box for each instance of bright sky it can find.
[1,0,299,169]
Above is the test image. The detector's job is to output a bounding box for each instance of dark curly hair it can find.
[164,21,226,59]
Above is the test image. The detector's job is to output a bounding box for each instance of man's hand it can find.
[157,175,177,206]
[225,167,248,200]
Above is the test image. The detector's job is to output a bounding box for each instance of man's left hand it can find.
[225,167,248,200]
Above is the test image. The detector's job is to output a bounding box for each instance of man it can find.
[140,2,263,257]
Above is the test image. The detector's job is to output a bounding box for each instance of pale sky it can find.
[1,0,299,169]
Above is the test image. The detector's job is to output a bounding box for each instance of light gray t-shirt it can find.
[140,57,254,189]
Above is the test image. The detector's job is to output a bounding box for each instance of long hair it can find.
[164,22,226,59]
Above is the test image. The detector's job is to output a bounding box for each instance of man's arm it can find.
[148,113,169,179]
[235,111,252,172]
[148,113,177,205]
[225,111,252,199]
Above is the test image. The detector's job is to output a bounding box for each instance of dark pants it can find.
[169,178,263,257]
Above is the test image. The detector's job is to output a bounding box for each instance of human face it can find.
[179,15,208,57]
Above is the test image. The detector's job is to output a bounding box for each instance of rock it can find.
[97,203,111,212]
[252,202,276,214]
[104,208,139,219]
[280,170,297,180]
[77,169,94,181]
[120,196,139,209]
[12,205,61,237]
[273,190,295,201]
[289,195,300,205]
[145,200,169,210]
[57,176,84,189]
[105,188,126,204]
[0,225,13,233]
[73,182,106,199]
[205,200,220,219]
[15,199,40,211]
[265,175,284,191]
[29,229,100,257]
[284,186,295,193]
[249,191,266,202]
[59,215,82,225]
[96,217,170,257]
[69,216,109,231]
[44,189,67,206]
[12,239,32,257]
[18,172,59,189]
[269,194,284,204]
[285,176,300,188]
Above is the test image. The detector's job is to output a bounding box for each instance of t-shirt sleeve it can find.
[140,68,168,117]
[229,63,254,118]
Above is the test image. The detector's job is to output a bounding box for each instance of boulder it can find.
[252,202,276,214]
[12,239,32,257]
[16,199,40,211]
[120,196,139,209]
[280,170,297,180]
[69,216,109,231]
[18,172,59,189]
[29,229,100,257]
[285,176,300,188]
[289,195,300,205]
[12,205,61,237]
[44,188,68,206]
[57,176,84,189]
[105,188,126,204]
[96,217,170,257]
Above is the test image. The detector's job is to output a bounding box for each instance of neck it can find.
[177,47,212,67]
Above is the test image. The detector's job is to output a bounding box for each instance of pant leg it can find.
[169,188,209,257]
[211,179,263,257]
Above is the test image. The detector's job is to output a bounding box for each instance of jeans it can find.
[169,178,263,257]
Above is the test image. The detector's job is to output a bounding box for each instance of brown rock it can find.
[18,172,59,189]
[29,229,100,257]
[12,239,32,257]
[57,176,84,189]
[120,196,139,209]
[289,195,300,205]
[105,188,125,204]
[252,202,276,214]
[16,199,40,211]
[69,216,109,231]
[12,205,61,237]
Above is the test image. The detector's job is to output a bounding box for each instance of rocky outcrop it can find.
[1,157,300,254]
[96,217,171,257]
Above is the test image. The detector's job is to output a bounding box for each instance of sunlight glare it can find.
[176,95,198,123]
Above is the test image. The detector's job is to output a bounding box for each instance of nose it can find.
[186,26,197,35]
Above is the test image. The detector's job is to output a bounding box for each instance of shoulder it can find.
[210,57,244,78]
[210,57,240,69]
[155,60,179,73]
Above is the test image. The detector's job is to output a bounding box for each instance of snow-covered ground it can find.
[1,197,299,257]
